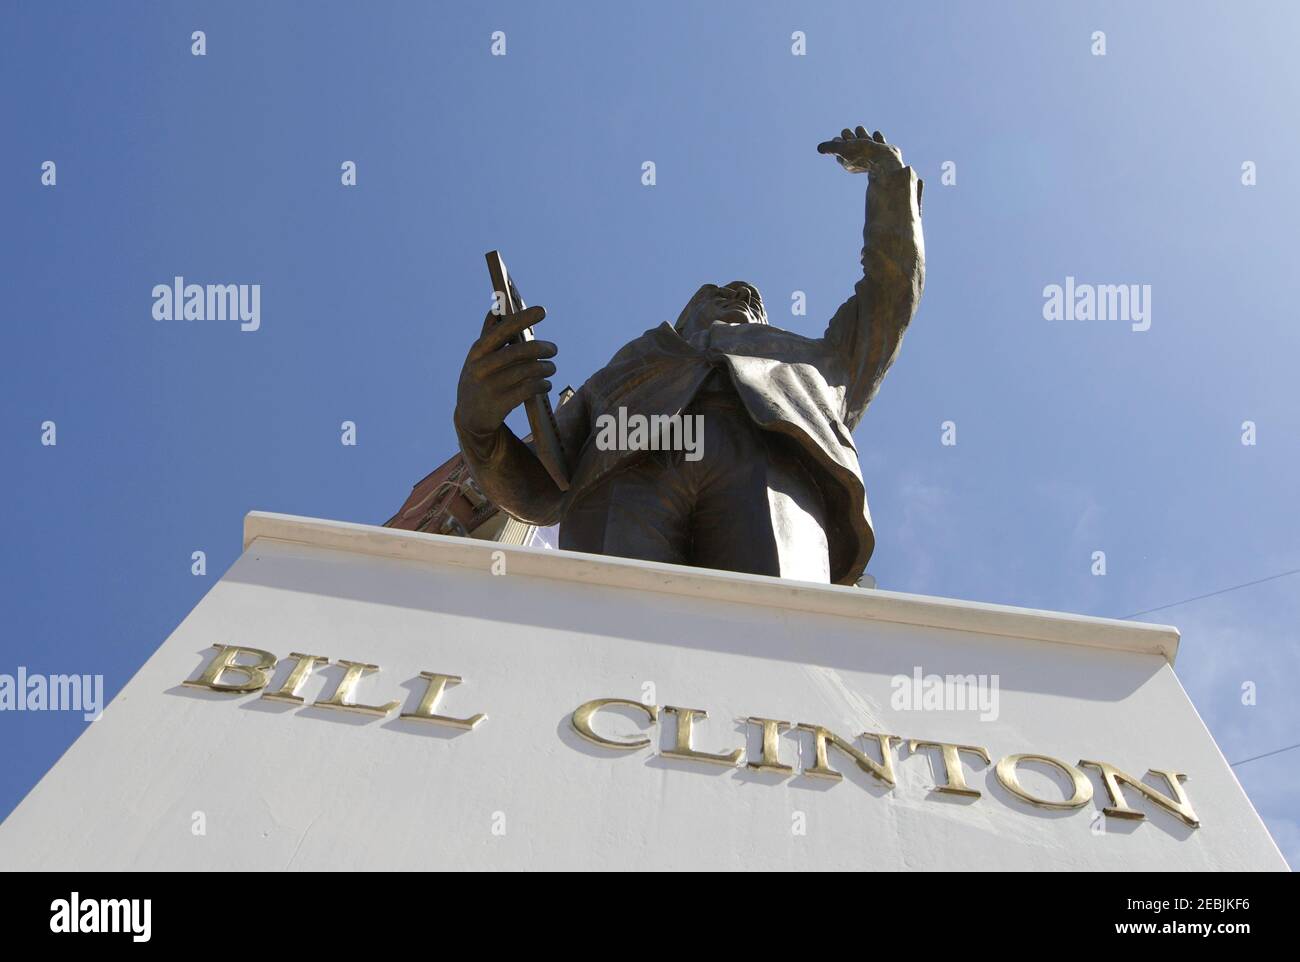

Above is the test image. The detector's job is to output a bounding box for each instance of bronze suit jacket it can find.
[459,165,925,585]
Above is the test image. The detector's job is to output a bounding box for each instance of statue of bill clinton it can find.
[454,126,925,585]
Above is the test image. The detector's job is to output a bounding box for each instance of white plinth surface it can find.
[0,512,1286,870]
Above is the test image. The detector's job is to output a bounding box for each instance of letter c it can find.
[571,698,659,750]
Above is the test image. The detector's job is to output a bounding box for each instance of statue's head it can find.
[674,282,768,338]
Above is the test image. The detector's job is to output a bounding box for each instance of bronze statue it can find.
[454,127,925,585]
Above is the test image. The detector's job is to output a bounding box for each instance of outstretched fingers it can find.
[819,125,885,154]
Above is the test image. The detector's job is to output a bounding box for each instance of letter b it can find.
[183,644,278,693]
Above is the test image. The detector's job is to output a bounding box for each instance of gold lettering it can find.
[908,740,991,797]
[260,652,329,704]
[571,698,658,750]
[995,753,1092,810]
[746,717,794,775]
[662,706,743,767]
[313,660,400,717]
[795,725,899,785]
[183,645,277,694]
[1078,760,1199,828]
[399,672,485,730]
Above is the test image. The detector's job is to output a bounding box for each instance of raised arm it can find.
[818,127,925,430]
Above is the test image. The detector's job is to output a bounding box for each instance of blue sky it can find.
[2,1,1296,866]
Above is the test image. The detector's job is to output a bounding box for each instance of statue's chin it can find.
[717,309,752,325]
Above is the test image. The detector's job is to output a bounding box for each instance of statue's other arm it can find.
[818,127,925,431]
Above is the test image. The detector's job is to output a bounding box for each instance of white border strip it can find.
[244,511,1180,664]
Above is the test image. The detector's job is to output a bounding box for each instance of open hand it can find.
[817,126,904,176]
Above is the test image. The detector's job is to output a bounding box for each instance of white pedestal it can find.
[0,512,1285,870]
